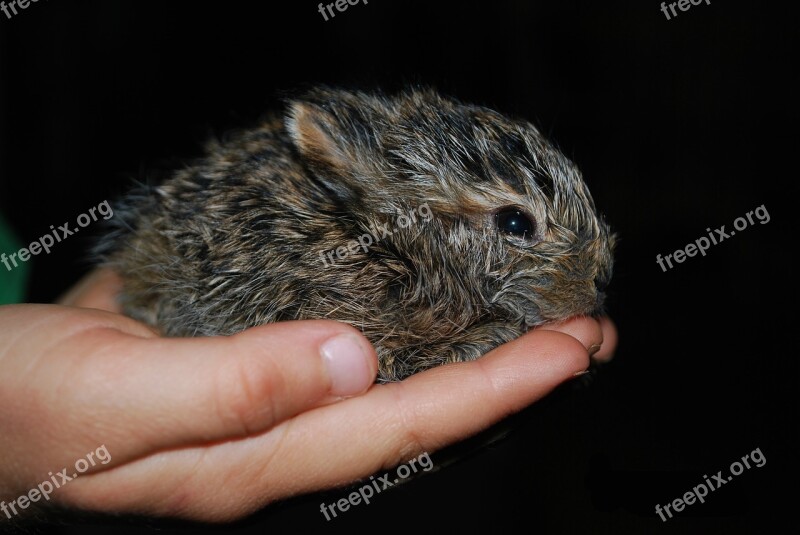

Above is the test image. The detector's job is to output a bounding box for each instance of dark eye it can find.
[495,208,536,240]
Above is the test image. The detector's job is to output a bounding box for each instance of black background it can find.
[0,0,797,533]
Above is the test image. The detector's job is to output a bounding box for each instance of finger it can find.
[57,268,124,313]
[63,321,589,520]
[593,316,618,363]
[65,319,377,460]
[537,315,604,361]
[0,304,160,477]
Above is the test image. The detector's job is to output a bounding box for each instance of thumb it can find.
[66,319,377,460]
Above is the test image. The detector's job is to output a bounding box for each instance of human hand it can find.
[0,269,615,522]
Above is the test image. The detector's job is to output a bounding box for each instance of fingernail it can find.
[588,343,602,356]
[573,370,591,377]
[320,334,372,397]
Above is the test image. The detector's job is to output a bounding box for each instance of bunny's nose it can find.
[594,276,609,294]
[591,276,609,315]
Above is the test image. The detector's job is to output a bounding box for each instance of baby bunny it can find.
[98,87,614,382]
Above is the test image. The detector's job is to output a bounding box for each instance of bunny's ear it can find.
[286,99,372,201]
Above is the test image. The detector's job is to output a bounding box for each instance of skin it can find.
[0,269,616,522]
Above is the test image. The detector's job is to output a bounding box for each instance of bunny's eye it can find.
[495,208,536,240]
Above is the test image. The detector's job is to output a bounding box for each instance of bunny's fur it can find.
[99,88,614,381]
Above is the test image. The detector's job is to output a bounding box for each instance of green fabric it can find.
[0,214,28,304]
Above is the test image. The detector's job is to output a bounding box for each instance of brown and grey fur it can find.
[98,87,614,382]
